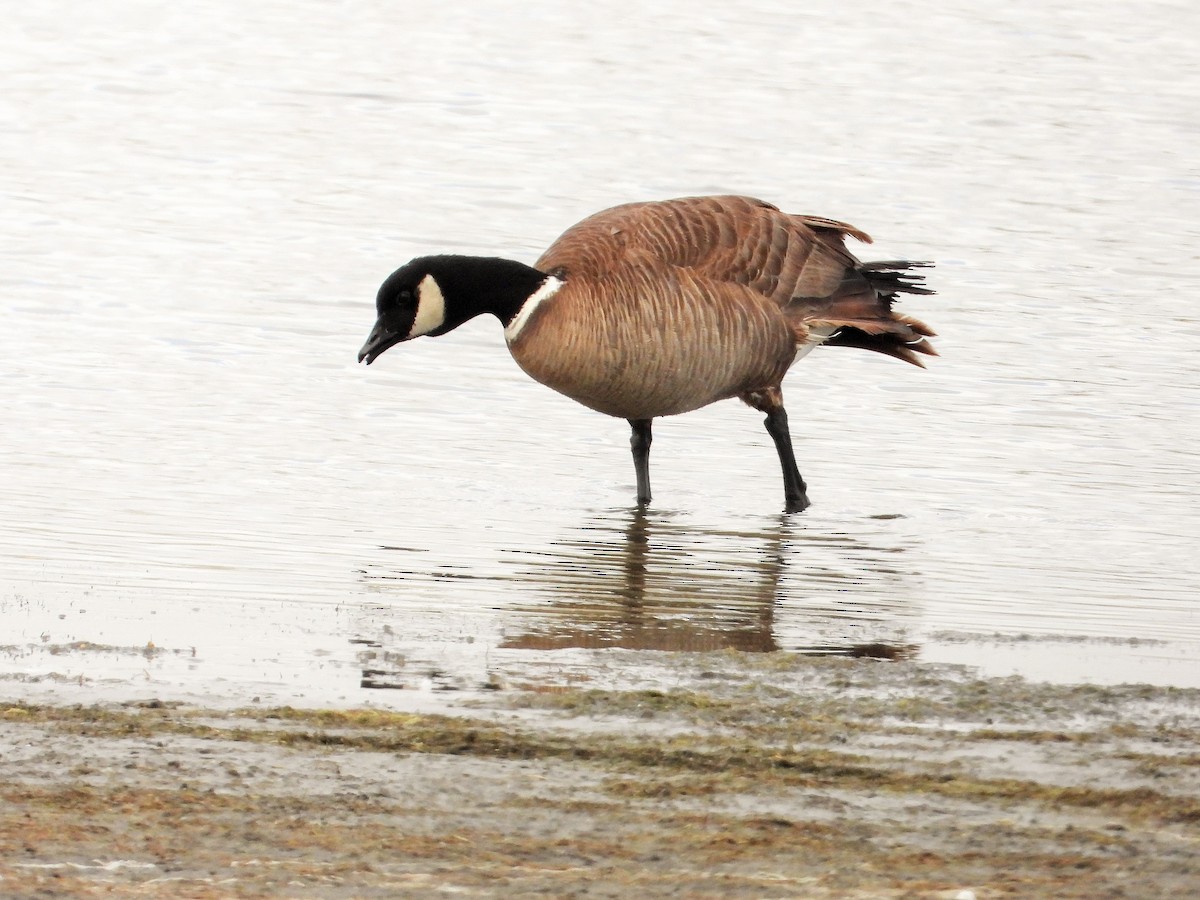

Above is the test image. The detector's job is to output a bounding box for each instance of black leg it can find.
[762,406,810,512]
[742,388,810,512]
[628,418,653,506]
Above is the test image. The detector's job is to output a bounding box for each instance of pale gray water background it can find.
[2,0,1198,706]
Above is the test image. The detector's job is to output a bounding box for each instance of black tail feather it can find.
[861,260,935,296]
[821,260,936,367]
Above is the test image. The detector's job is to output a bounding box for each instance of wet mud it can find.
[3,652,1198,897]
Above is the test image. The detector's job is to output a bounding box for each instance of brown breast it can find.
[505,196,869,420]
[506,267,797,419]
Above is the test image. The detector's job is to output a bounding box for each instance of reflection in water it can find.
[501,509,788,652]
[357,507,923,688]
[499,509,921,657]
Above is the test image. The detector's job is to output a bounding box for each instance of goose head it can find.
[358,254,551,364]
[358,258,450,365]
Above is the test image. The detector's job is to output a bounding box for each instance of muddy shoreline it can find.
[3,652,1199,897]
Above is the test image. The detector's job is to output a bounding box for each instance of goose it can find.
[358,195,935,512]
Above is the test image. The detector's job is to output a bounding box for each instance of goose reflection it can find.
[354,508,922,688]
[497,508,919,657]
[499,508,788,652]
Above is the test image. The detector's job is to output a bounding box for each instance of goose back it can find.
[506,195,925,420]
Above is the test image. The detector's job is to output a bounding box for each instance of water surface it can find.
[2,0,1198,705]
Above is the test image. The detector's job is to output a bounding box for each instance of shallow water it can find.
[2,0,1198,705]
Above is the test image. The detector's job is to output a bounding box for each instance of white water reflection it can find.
[2,0,1199,703]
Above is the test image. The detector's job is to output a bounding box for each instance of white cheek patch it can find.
[408,274,447,338]
[504,276,563,343]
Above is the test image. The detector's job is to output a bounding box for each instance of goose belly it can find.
[506,294,796,420]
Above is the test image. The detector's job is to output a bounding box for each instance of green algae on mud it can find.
[3,654,1200,897]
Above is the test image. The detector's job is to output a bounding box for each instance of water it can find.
[2,0,1198,705]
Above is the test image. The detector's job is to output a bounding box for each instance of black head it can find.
[357,254,550,364]
[357,257,453,365]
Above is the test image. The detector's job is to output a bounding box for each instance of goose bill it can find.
[358,320,407,364]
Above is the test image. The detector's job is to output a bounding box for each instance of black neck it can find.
[423,255,549,332]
